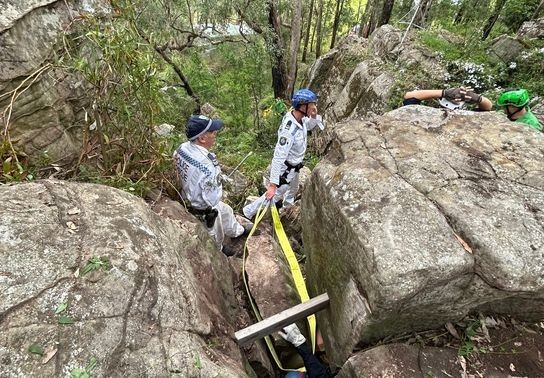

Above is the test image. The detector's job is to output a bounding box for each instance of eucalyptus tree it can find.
[359,0,395,37]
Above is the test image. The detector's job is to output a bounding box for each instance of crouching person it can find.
[173,114,252,256]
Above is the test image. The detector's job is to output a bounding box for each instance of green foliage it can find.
[0,141,33,183]
[457,320,481,357]
[81,256,110,275]
[58,316,75,325]
[55,302,68,314]
[193,353,202,369]
[501,0,540,32]
[70,357,97,378]
[28,343,44,356]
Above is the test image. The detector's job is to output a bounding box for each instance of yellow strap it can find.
[242,203,305,372]
[270,205,316,354]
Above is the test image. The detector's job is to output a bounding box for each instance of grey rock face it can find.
[518,18,544,39]
[0,180,247,377]
[302,106,544,365]
[336,344,458,378]
[488,35,526,63]
[305,25,447,155]
[0,0,108,164]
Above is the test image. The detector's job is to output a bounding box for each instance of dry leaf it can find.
[73,268,80,278]
[41,346,57,364]
[66,221,78,230]
[480,320,491,342]
[445,322,460,339]
[454,233,472,253]
[458,356,468,378]
[67,208,80,215]
[509,363,515,372]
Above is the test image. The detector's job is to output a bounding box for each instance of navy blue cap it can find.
[186,114,224,141]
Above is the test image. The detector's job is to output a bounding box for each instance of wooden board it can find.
[235,293,330,346]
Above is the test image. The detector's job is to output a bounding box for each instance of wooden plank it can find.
[235,293,330,346]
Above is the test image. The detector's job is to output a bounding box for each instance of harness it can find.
[187,206,218,228]
[279,160,304,186]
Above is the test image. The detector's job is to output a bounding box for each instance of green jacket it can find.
[516,109,542,131]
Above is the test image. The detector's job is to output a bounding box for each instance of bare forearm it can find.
[478,96,493,111]
[404,89,443,101]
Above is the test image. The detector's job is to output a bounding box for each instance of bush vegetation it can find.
[2,0,542,205]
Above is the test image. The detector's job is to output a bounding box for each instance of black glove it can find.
[465,91,482,104]
[442,88,467,104]
[204,208,219,228]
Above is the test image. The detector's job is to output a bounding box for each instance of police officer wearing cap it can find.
[243,89,324,219]
[173,114,251,256]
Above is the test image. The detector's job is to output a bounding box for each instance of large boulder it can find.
[302,106,544,366]
[487,35,527,63]
[0,180,249,377]
[305,25,447,154]
[336,344,458,377]
[518,18,544,39]
[0,0,108,164]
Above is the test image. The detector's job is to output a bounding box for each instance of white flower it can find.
[509,62,517,69]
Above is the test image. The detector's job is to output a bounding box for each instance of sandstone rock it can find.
[305,25,447,155]
[336,344,458,377]
[518,18,544,39]
[244,216,308,369]
[0,0,109,165]
[368,24,402,59]
[302,107,544,365]
[488,35,526,63]
[0,180,249,377]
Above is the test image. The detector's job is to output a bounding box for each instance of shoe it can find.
[221,245,236,257]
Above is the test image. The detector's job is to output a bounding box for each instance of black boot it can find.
[221,245,236,257]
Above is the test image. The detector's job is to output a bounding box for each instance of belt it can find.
[284,160,304,172]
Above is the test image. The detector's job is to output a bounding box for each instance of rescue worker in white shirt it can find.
[243,89,324,219]
[173,115,252,257]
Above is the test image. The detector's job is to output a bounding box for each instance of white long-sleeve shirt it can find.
[269,111,308,185]
[173,141,222,209]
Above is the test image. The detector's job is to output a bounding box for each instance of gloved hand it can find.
[465,90,482,104]
[442,87,467,104]
[279,324,306,347]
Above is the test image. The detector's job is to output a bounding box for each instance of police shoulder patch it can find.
[279,137,287,145]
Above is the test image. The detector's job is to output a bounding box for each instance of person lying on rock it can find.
[243,89,324,220]
[496,88,542,131]
[403,87,493,111]
[280,324,331,378]
[173,114,253,257]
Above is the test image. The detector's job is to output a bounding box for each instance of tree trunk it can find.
[453,0,468,24]
[532,0,544,19]
[268,1,289,100]
[481,0,508,40]
[287,0,302,98]
[315,0,324,57]
[413,0,433,28]
[302,0,315,62]
[380,0,395,25]
[360,0,395,38]
[330,0,345,49]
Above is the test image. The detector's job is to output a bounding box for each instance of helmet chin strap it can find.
[506,106,524,120]
[293,104,308,121]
